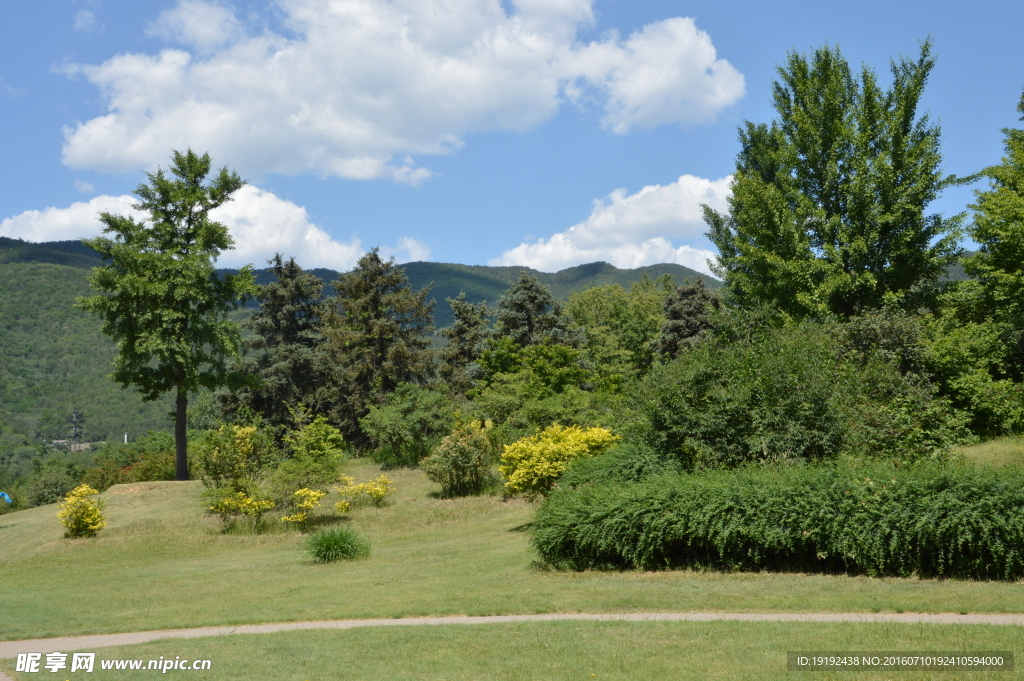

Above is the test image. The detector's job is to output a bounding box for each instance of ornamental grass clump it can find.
[57,484,106,538]
[500,424,619,499]
[305,526,370,563]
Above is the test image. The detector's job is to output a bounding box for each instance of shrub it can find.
[192,425,278,493]
[206,490,276,530]
[532,460,1024,579]
[335,474,394,507]
[265,417,345,507]
[57,484,106,538]
[500,424,619,499]
[83,431,177,491]
[29,468,76,506]
[421,419,498,497]
[360,384,454,467]
[280,488,327,526]
[633,321,971,469]
[305,526,370,562]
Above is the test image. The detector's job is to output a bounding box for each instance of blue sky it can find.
[1,0,1022,273]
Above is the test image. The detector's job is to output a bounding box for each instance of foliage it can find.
[323,249,435,446]
[28,466,78,507]
[57,484,106,538]
[438,293,491,395]
[78,150,257,480]
[227,255,333,429]
[82,431,177,491]
[532,460,1024,579]
[336,474,394,507]
[653,278,722,360]
[500,424,619,499]
[633,321,971,469]
[305,525,370,563]
[840,307,928,375]
[360,384,454,467]
[265,416,344,508]
[207,489,276,530]
[420,419,499,497]
[567,276,672,386]
[705,41,962,318]
[494,272,582,348]
[192,425,279,493]
[280,488,327,525]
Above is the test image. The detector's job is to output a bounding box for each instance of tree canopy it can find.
[705,41,962,318]
[78,150,255,480]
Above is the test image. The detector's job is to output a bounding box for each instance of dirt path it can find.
[2,611,1023,672]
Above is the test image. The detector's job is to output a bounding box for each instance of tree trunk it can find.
[175,384,189,481]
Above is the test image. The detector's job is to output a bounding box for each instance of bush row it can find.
[532,459,1024,579]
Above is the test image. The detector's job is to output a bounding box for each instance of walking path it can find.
[2,611,1023,674]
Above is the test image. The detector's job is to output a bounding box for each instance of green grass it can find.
[3,620,1022,681]
[957,436,1024,469]
[2,460,1024,643]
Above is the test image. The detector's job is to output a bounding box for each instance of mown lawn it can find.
[2,458,1024,643]
[3,620,1022,681]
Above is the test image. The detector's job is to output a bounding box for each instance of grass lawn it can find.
[2,459,1024,643]
[957,436,1024,469]
[3,620,1022,681]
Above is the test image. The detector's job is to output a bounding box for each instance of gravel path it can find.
[2,611,1023,674]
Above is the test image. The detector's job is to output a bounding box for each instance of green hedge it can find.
[532,460,1024,579]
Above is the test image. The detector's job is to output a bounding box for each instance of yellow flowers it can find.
[280,488,327,524]
[335,474,394,510]
[57,484,106,538]
[500,425,619,499]
[209,491,275,527]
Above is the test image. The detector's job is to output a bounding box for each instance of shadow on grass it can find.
[509,522,533,533]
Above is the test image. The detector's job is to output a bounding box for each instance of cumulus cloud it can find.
[0,186,423,271]
[73,180,96,193]
[60,0,744,182]
[491,174,731,274]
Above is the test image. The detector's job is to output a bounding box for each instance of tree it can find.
[66,408,86,446]
[705,41,962,318]
[438,293,490,394]
[494,272,581,348]
[227,255,332,429]
[323,249,435,445]
[78,150,255,480]
[654,278,722,360]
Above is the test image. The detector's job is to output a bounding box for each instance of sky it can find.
[1,0,1022,274]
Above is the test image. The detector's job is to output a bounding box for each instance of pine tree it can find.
[323,249,435,444]
[494,273,581,348]
[438,293,490,394]
[654,278,722,360]
[228,255,332,429]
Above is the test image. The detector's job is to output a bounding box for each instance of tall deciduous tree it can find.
[324,249,435,445]
[78,150,255,480]
[705,41,962,318]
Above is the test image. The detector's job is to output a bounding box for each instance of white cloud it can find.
[491,174,731,274]
[0,185,421,271]
[73,10,99,32]
[146,0,241,53]
[61,0,744,182]
[73,180,96,193]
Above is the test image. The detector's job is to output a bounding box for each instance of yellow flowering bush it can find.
[57,484,106,538]
[500,424,619,499]
[335,474,394,508]
[281,488,327,525]
[208,491,276,528]
[193,424,278,493]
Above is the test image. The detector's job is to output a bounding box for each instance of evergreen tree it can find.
[78,150,255,480]
[654,278,722,360]
[494,273,581,347]
[324,249,435,444]
[705,41,962,318]
[438,292,490,394]
[228,255,332,429]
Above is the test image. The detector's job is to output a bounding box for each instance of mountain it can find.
[0,238,720,441]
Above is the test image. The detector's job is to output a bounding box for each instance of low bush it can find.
[206,489,276,530]
[532,459,1024,579]
[28,467,77,506]
[305,526,370,563]
[57,484,106,538]
[264,417,345,507]
[360,384,454,467]
[280,488,327,526]
[192,425,279,493]
[500,424,619,499]
[336,474,394,507]
[420,419,498,497]
[83,431,177,491]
